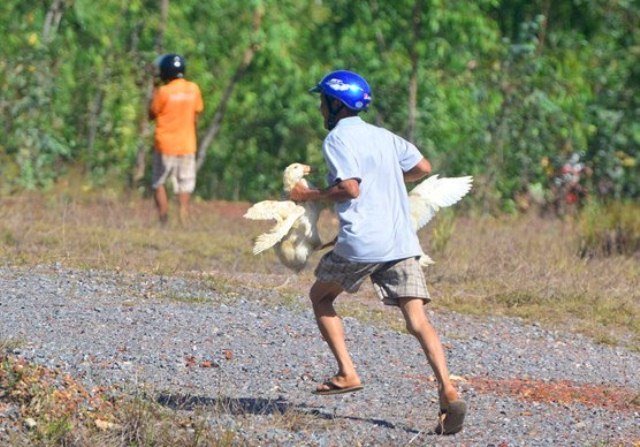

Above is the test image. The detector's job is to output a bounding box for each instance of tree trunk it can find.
[132,0,169,184]
[42,0,66,43]
[536,0,550,55]
[407,0,424,143]
[87,89,105,156]
[407,60,418,143]
[370,0,387,127]
[132,78,155,184]
[196,4,265,171]
[157,0,170,50]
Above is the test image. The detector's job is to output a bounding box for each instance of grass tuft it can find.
[577,200,640,257]
[0,354,242,446]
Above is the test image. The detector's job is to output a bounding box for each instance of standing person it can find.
[149,53,204,225]
[289,70,467,435]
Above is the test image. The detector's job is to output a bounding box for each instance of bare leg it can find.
[309,281,361,390]
[398,297,459,408]
[154,185,169,224]
[178,192,190,224]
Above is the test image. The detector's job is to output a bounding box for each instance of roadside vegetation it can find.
[0,351,249,446]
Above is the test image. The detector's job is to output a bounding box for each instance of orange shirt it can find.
[150,78,204,155]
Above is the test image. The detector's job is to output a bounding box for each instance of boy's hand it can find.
[317,237,337,250]
[289,181,311,202]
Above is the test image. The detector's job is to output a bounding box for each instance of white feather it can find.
[248,203,306,254]
[244,200,301,222]
[244,163,322,271]
[409,175,473,266]
[409,175,473,232]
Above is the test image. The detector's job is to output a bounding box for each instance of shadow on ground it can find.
[157,392,422,434]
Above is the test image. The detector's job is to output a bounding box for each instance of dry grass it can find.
[425,213,639,347]
[1,188,638,444]
[0,192,279,275]
[1,350,336,446]
[0,190,638,350]
[0,353,250,446]
[577,200,640,257]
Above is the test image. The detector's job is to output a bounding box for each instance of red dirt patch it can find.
[403,373,640,412]
[468,377,640,412]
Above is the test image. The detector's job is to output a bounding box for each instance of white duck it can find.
[409,174,473,266]
[245,163,473,271]
[243,163,322,272]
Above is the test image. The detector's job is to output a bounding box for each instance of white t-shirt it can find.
[323,116,424,262]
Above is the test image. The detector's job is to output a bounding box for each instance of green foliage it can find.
[0,0,638,204]
[481,16,576,208]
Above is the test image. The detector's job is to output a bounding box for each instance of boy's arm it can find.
[403,157,432,182]
[289,178,359,203]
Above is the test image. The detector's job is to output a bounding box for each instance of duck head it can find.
[283,163,312,193]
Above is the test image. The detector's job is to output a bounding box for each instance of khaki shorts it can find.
[152,152,196,194]
[314,251,431,306]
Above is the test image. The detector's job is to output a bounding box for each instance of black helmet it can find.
[155,54,185,81]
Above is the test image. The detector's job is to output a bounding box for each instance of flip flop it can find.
[434,400,467,435]
[311,380,364,396]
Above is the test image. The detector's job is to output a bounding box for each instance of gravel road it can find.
[1,265,639,446]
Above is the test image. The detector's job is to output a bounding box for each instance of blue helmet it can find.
[310,70,372,111]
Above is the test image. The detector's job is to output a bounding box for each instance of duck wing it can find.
[409,175,473,231]
[245,201,307,254]
[244,200,300,221]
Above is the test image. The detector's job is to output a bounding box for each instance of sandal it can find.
[434,400,467,435]
[312,379,364,396]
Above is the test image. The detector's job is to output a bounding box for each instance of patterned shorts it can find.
[314,251,431,306]
[152,152,196,194]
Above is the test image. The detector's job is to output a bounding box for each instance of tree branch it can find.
[132,0,170,184]
[196,3,264,171]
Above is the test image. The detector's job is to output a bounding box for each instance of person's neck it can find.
[335,111,358,124]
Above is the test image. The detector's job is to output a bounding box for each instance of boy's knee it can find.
[405,318,423,336]
[309,285,323,304]
[402,307,430,336]
[309,282,342,306]
[310,291,335,309]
